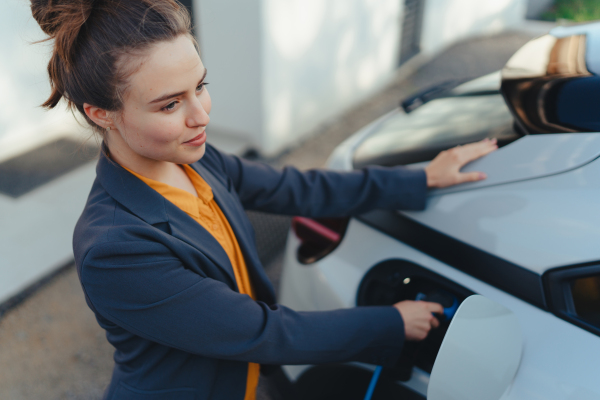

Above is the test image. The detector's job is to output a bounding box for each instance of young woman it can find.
[31,1,497,399]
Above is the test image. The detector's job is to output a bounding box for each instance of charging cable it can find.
[363,365,383,400]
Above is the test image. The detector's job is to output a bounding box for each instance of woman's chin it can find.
[179,142,206,164]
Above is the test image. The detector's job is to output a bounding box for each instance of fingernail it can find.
[479,172,486,180]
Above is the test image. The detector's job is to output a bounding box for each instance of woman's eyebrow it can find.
[149,68,208,104]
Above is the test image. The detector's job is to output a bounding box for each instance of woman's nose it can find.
[186,96,210,128]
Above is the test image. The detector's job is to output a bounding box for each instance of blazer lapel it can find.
[164,203,238,288]
[190,161,277,303]
[96,151,237,287]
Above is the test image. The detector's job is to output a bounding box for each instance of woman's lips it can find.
[183,131,206,147]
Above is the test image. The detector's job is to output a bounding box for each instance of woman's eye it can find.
[163,101,177,111]
[196,82,209,92]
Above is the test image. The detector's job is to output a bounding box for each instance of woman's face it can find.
[109,34,211,166]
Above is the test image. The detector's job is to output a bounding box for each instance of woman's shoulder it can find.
[73,177,159,269]
[74,178,117,246]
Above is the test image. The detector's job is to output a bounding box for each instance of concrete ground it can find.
[0,30,538,400]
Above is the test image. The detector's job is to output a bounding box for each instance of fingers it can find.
[420,302,442,332]
[424,302,442,329]
[452,139,497,184]
[426,138,497,188]
[413,314,439,339]
[456,171,486,184]
[395,300,445,341]
[425,302,444,314]
[455,138,498,165]
[413,328,430,341]
[474,138,498,159]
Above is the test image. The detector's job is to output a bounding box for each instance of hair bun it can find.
[30,0,94,36]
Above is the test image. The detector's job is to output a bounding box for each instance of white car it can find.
[278,23,600,400]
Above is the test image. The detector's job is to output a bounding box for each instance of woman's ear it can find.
[83,103,113,129]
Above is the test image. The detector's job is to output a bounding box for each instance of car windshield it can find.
[353,93,521,168]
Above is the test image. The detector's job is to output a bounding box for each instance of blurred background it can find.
[0,0,596,398]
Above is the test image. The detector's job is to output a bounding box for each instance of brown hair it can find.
[30,0,193,131]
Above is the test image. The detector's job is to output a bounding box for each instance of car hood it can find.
[332,130,600,273]
[401,147,600,273]
[421,132,600,195]
[326,22,600,273]
[409,133,600,273]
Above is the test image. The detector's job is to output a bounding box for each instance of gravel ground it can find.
[0,30,535,400]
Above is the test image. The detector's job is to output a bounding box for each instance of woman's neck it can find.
[104,135,196,195]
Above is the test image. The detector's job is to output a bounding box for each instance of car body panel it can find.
[281,24,600,399]
[327,109,400,171]
[328,121,600,273]
[279,219,600,399]
[403,152,600,273]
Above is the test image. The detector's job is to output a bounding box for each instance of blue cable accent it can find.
[362,291,458,400]
[363,365,383,400]
[443,296,459,320]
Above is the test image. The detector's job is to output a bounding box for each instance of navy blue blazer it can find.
[73,144,427,400]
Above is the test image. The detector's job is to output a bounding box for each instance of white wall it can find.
[193,0,264,151]
[196,0,403,156]
[421,0,527,55]
[0,0,529,160]
[0,0,94,305]
[0,0,87,163]
[261,0,402,155]
[196,0,528,157]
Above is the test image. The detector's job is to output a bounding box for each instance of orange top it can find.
[124,164,260,400]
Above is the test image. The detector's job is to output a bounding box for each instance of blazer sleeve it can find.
[80,240,405,367]
[208,146,427,216]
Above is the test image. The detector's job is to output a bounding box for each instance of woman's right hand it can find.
[425,138,498,188]
[394,300,444,341]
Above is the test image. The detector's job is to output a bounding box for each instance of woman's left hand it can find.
[425,138,498,188]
